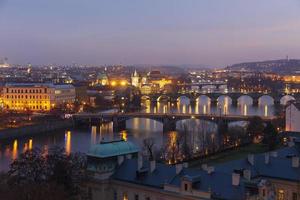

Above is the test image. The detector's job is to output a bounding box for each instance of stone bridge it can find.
[139,92,300,106]
[73,112,277,133]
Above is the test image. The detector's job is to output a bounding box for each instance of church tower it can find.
[131,69,141,88]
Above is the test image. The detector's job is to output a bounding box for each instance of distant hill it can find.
[227,59,300,74]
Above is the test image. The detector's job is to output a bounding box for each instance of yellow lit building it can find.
[151,78,172,89]
[2,83,75,111]
[283,75,300,83]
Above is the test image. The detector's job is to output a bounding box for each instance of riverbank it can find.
[0,119,74,140]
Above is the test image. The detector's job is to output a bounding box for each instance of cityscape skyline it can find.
[1,0,300,66]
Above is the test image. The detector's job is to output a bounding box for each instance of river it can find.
[0,95,284,171]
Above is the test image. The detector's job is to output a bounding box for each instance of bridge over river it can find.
[73,112,277,133]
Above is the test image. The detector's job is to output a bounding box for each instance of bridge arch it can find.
[258,95,274,105]
[176,118,218,132]
[125,117,163,131]
[177,95,191,104]
[217,95,233,105]
[237,95,253,105]
[157,95,171,102]
[280,95,296,105]
[196,95,211,104]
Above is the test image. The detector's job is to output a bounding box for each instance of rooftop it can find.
[87,139,140,158]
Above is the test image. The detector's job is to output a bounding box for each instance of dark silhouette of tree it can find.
[247,116,265,139]
[1,147,87,200]
[263,122,278,150]
[217,120,228,149]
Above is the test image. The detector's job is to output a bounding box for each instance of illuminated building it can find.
[2,83,75,111]
[131,70,141,88]
[151,78,172,89]
[94,73,109,86]
[283,75,300,83]
[86,140,300,200]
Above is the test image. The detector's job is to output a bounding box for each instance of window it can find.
[293,193,298,200]
[113,191,117,200]
[184,183,188,191]
[278,189,284,200]
[123,192,128,200]
[134,194,139,200]
[88,187,92,199]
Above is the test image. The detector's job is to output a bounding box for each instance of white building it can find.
[131,70,141,88]
[286,102,300,132]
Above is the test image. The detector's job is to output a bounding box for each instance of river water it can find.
[0,95,285,171]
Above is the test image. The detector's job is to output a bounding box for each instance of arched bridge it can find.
[73,112,277,133]
[139,92,300,106]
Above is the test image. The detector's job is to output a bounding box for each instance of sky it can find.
[0,0,300,67]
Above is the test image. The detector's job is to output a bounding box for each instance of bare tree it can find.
[143,137,155,160]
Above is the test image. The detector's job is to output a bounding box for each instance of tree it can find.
[263,122,278,150]
[143,137,155,161]
[2,147,87,200]
[217,120,229,149]
[247,116,265,139]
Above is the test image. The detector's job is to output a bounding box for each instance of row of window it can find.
[6,95,50,99]
[10,101,48,104]
[118,192,150,200]
[7,105,48,110]
[6,88,48,94]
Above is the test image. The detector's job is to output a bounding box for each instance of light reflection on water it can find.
[0,96,275,171]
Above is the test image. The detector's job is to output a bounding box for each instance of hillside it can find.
[227,59,300,74]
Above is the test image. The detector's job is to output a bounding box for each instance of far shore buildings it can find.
[131,70,173,95]
[86,139,300,200]
[1,83,75,111]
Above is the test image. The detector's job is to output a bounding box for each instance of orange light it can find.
[120,81,127,86]
[111,81,117,86]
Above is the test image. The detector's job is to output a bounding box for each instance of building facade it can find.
[86,139,300,200]
[2,83,75,111]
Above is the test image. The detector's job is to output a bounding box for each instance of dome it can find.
[97,73,108,79]
[87,140,140,158]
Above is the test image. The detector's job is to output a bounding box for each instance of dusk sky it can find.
[0,0,300,66]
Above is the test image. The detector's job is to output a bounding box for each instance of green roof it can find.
[87,140,140,158]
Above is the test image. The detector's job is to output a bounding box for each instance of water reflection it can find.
[12,140,18,160]
[0,95,276,171]
[65,131,71,155]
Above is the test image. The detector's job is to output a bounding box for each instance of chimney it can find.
[207,166,215,175]
[150,160,156,173]
[201,164,208,171]
[264,153,270,164]
[247,154,254,165]
[270,151,278,157]
[118,155,124,165]
[232,173,240,186]
[243,169,251,181]
[138,154,143,171]
[183,162,189,168]
[176,164,183,174]
[292,156,299,168]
